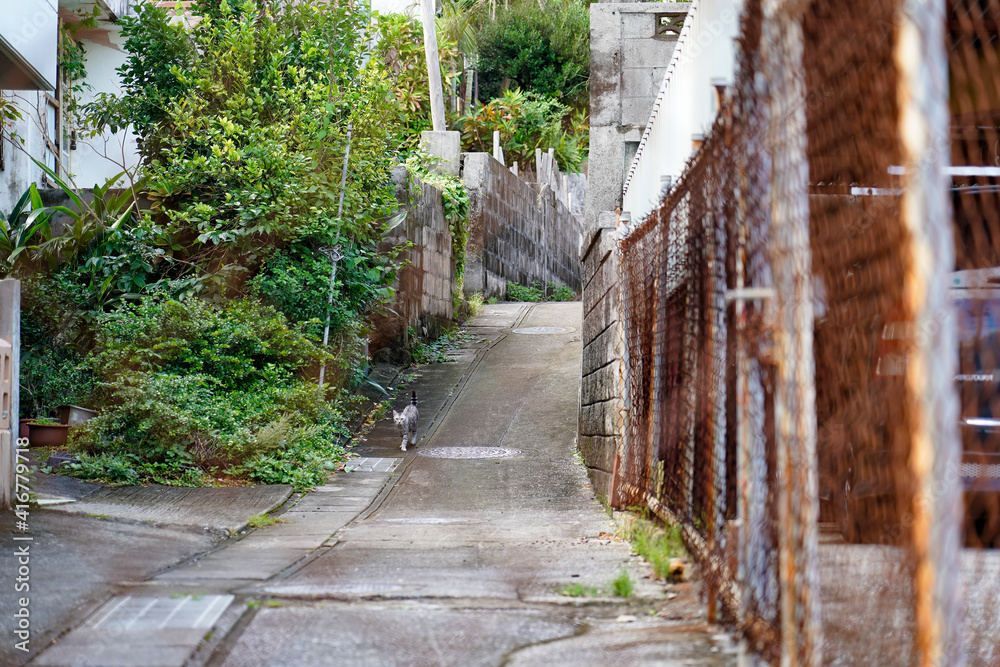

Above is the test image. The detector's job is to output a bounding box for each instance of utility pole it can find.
[420,0,447,132]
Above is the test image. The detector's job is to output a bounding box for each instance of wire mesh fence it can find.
[612,0,1000,663]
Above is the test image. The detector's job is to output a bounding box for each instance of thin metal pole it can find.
[336,124,353,221]
[318,125,353,391]
[895,0,964,662]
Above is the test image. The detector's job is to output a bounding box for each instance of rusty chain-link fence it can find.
[612,0,1000,663]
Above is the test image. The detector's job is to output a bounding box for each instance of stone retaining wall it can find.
[578,216,622,498]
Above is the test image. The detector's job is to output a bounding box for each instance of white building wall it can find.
[70,20,139,189]
[1,9,136,216]
[0,91,50,215]
[621,0,742,226]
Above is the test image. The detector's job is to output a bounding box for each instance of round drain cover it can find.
[513,326,568,334]
[418,447,522,459]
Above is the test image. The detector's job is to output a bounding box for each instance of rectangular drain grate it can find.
[344,457,401,473]
[87,594,233,631]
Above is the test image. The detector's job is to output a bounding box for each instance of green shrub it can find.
[459,90,584,173]
[505,280,575,302]
[63,451,207,487]
[85,0,404,265]
[19,276,96,419]
[68,295,350,489]
[476,0,590,108]
[249,243,398,340]
[547,282,576,302]
[506,281,544,302]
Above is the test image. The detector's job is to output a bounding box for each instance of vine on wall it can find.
[405,153,470,288]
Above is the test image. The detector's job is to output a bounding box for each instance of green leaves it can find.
[458,89,585,173]
[476,0,590,107]
[66,294,345,479]
[94,0,404,267]
[0,184,52,271]
[406,154,471,284]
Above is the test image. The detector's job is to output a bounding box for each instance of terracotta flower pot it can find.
[28,423,71,447]
[19,419,31,439]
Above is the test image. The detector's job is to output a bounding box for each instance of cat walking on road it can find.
[393,392,418,452]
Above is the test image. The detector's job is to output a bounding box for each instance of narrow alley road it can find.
[29,303,737,667]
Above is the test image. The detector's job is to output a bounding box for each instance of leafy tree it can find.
[371,12,462,148]
[475,0,590,108]
[85,0,405,269]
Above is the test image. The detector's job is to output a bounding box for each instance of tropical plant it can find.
[29,159,145,268]
[0,185,52,272]
[372,12,463,147]
[458,89,585,172]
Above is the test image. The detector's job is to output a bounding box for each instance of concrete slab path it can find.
[19,302,737,667]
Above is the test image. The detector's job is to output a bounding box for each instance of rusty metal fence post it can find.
[895,0,965,663]
[761,0,822,663]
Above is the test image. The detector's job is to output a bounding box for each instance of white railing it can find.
[621,0,742,227]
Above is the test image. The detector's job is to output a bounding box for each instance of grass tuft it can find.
[619,516,687,582]
[611,569,634,597]
[558,582,601,597]
[247,513,281,528]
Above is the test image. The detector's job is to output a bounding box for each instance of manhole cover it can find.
[513,326,568,334]
[418,447,522,459]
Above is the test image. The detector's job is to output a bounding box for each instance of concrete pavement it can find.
[13,302,736,666]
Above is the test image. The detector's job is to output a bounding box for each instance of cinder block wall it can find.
[578,216,622,499]
[580,3,686,497]
[372,171,457,352]
[463,153,583,299]
[586,3,687,232]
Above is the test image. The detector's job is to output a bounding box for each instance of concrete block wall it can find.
[373,171,457,352]
[408,179,456,323]
[586,3,687,234]
[579,2,686,499]
[463,153,583,299]
[578,216,622,499]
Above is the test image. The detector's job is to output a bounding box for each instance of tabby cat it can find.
[393,392,418,451]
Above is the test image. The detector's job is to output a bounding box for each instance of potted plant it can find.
[27,417,71,447]
[58,404,97,426]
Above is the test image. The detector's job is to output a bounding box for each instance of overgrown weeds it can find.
[556,571,635,598]
[247,513,282,528]
[619,514,688,582]
[558,582,601,597]
[408,326,473,365]
[506,280,576,302]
